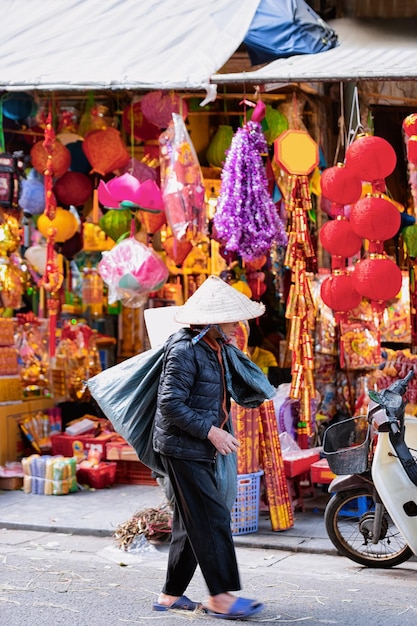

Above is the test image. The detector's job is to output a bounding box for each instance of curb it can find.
[0,520,338,556]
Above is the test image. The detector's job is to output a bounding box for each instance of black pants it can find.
[160,455,241,597]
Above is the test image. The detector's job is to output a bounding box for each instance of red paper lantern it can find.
[141,90,188,129]
[82,128,130,176]
[352,257,402,301]
[350,195,401,241]
[345,135,397,182]
[403,114,417,138]
[54,171,93,206]
[407,136,417,165]
[121,102,160,142]
[320,164,362,205]
[245,255,267,271]
[319,219,362,257]
[320,274,362,312]
[30,140,71,177]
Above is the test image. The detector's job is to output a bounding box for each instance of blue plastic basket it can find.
[231,470,263,536]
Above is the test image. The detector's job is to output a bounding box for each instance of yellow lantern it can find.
[37,207,79,242]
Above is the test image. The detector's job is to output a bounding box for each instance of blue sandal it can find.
[205,597,264,620]
[152,595,202,612]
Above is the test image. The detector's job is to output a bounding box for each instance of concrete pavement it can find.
[0,481,335,555]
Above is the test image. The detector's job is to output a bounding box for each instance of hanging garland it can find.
[213,104,287,262]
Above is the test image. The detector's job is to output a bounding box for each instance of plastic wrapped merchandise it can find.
[98,237,168,308]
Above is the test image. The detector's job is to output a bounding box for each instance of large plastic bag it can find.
[98,237,169,307]
[222,343,276,408]
[159,113,207,243]
[87,346,165,474]
[88,344,237,509]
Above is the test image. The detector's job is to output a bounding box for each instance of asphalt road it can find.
[1,528,416,625]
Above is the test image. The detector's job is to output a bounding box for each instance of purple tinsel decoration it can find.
[213,120,287,261]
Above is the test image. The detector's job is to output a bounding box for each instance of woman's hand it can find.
[207,426,240,455]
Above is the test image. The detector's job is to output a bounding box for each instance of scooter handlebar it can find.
[387,370,414,396]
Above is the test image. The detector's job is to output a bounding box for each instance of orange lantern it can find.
[274,129,319,176]
[37,207,79,242]
[139,208,166,235]
[82,128,130,177]
[162,235,193,266]
[30,140,71,178]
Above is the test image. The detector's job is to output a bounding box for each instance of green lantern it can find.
[206,125,234,168]
[99,209,132,242]
[246,105,289,145]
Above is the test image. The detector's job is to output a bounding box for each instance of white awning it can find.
[0,0,260,93]
[212,18,417,85]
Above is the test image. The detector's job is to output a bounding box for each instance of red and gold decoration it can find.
[275,129,318,441]
[258,401,294,531]
[401,113,417,343]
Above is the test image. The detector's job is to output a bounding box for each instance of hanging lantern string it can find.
[333,82,347,166]
[347,85,364,145]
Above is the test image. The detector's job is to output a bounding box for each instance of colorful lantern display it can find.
[54,171,93,207]
[345,134,397,192]
[206,125,234,168]
[162,235,193,266]
[320,273,362,313]
[30,139,71,178]
[82,128,130,177]
[352,256,403,302]
[19,170,45,215]
[141,90,188,129]
[349,195,401,243]
[99,209,133,242]
[37,207,79,243]
[320,163,363,212]
[2,92,36,121]
[121,101,160,141]
[246,104,289,145]
[319,219,362,258]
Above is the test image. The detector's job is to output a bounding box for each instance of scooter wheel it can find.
[324,488,413,568]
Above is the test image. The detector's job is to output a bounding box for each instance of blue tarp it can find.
[244,0,338,65]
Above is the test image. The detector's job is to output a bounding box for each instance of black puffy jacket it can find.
[153,327,230,461]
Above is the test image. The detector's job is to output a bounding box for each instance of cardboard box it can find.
[105,442,140,462]
[0,476,23,490]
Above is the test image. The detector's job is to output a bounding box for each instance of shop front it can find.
[1,2,417,536]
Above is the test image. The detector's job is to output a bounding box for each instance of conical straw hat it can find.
[174,275,265,325]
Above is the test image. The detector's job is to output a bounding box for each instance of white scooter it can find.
[323,371,417,568]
